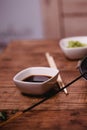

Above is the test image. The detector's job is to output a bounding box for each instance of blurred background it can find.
[0,0,87,51]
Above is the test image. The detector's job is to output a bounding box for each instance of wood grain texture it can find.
[1,110,87,130]
[0,40,87,129]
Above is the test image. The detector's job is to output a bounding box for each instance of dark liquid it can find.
[22,75,51,83]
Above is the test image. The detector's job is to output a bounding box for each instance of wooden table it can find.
[0,40,87,130]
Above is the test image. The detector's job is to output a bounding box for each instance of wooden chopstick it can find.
[45,52,68,95]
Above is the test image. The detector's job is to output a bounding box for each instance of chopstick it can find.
[45,52,68,95]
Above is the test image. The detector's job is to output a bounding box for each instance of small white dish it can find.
[59,36,87,60]
[13,67,59,95]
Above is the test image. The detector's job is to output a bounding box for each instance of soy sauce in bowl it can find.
[22,75,51,83]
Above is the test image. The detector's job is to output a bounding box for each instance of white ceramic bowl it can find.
[59,36,87,60]
[13,67,59,95]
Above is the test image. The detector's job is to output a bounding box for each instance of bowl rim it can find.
[59,36,87,50]
[13,66,59,85]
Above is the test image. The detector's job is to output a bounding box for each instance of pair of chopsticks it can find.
[45,52,68,95]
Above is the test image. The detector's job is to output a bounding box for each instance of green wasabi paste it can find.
[67,41,87,48]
